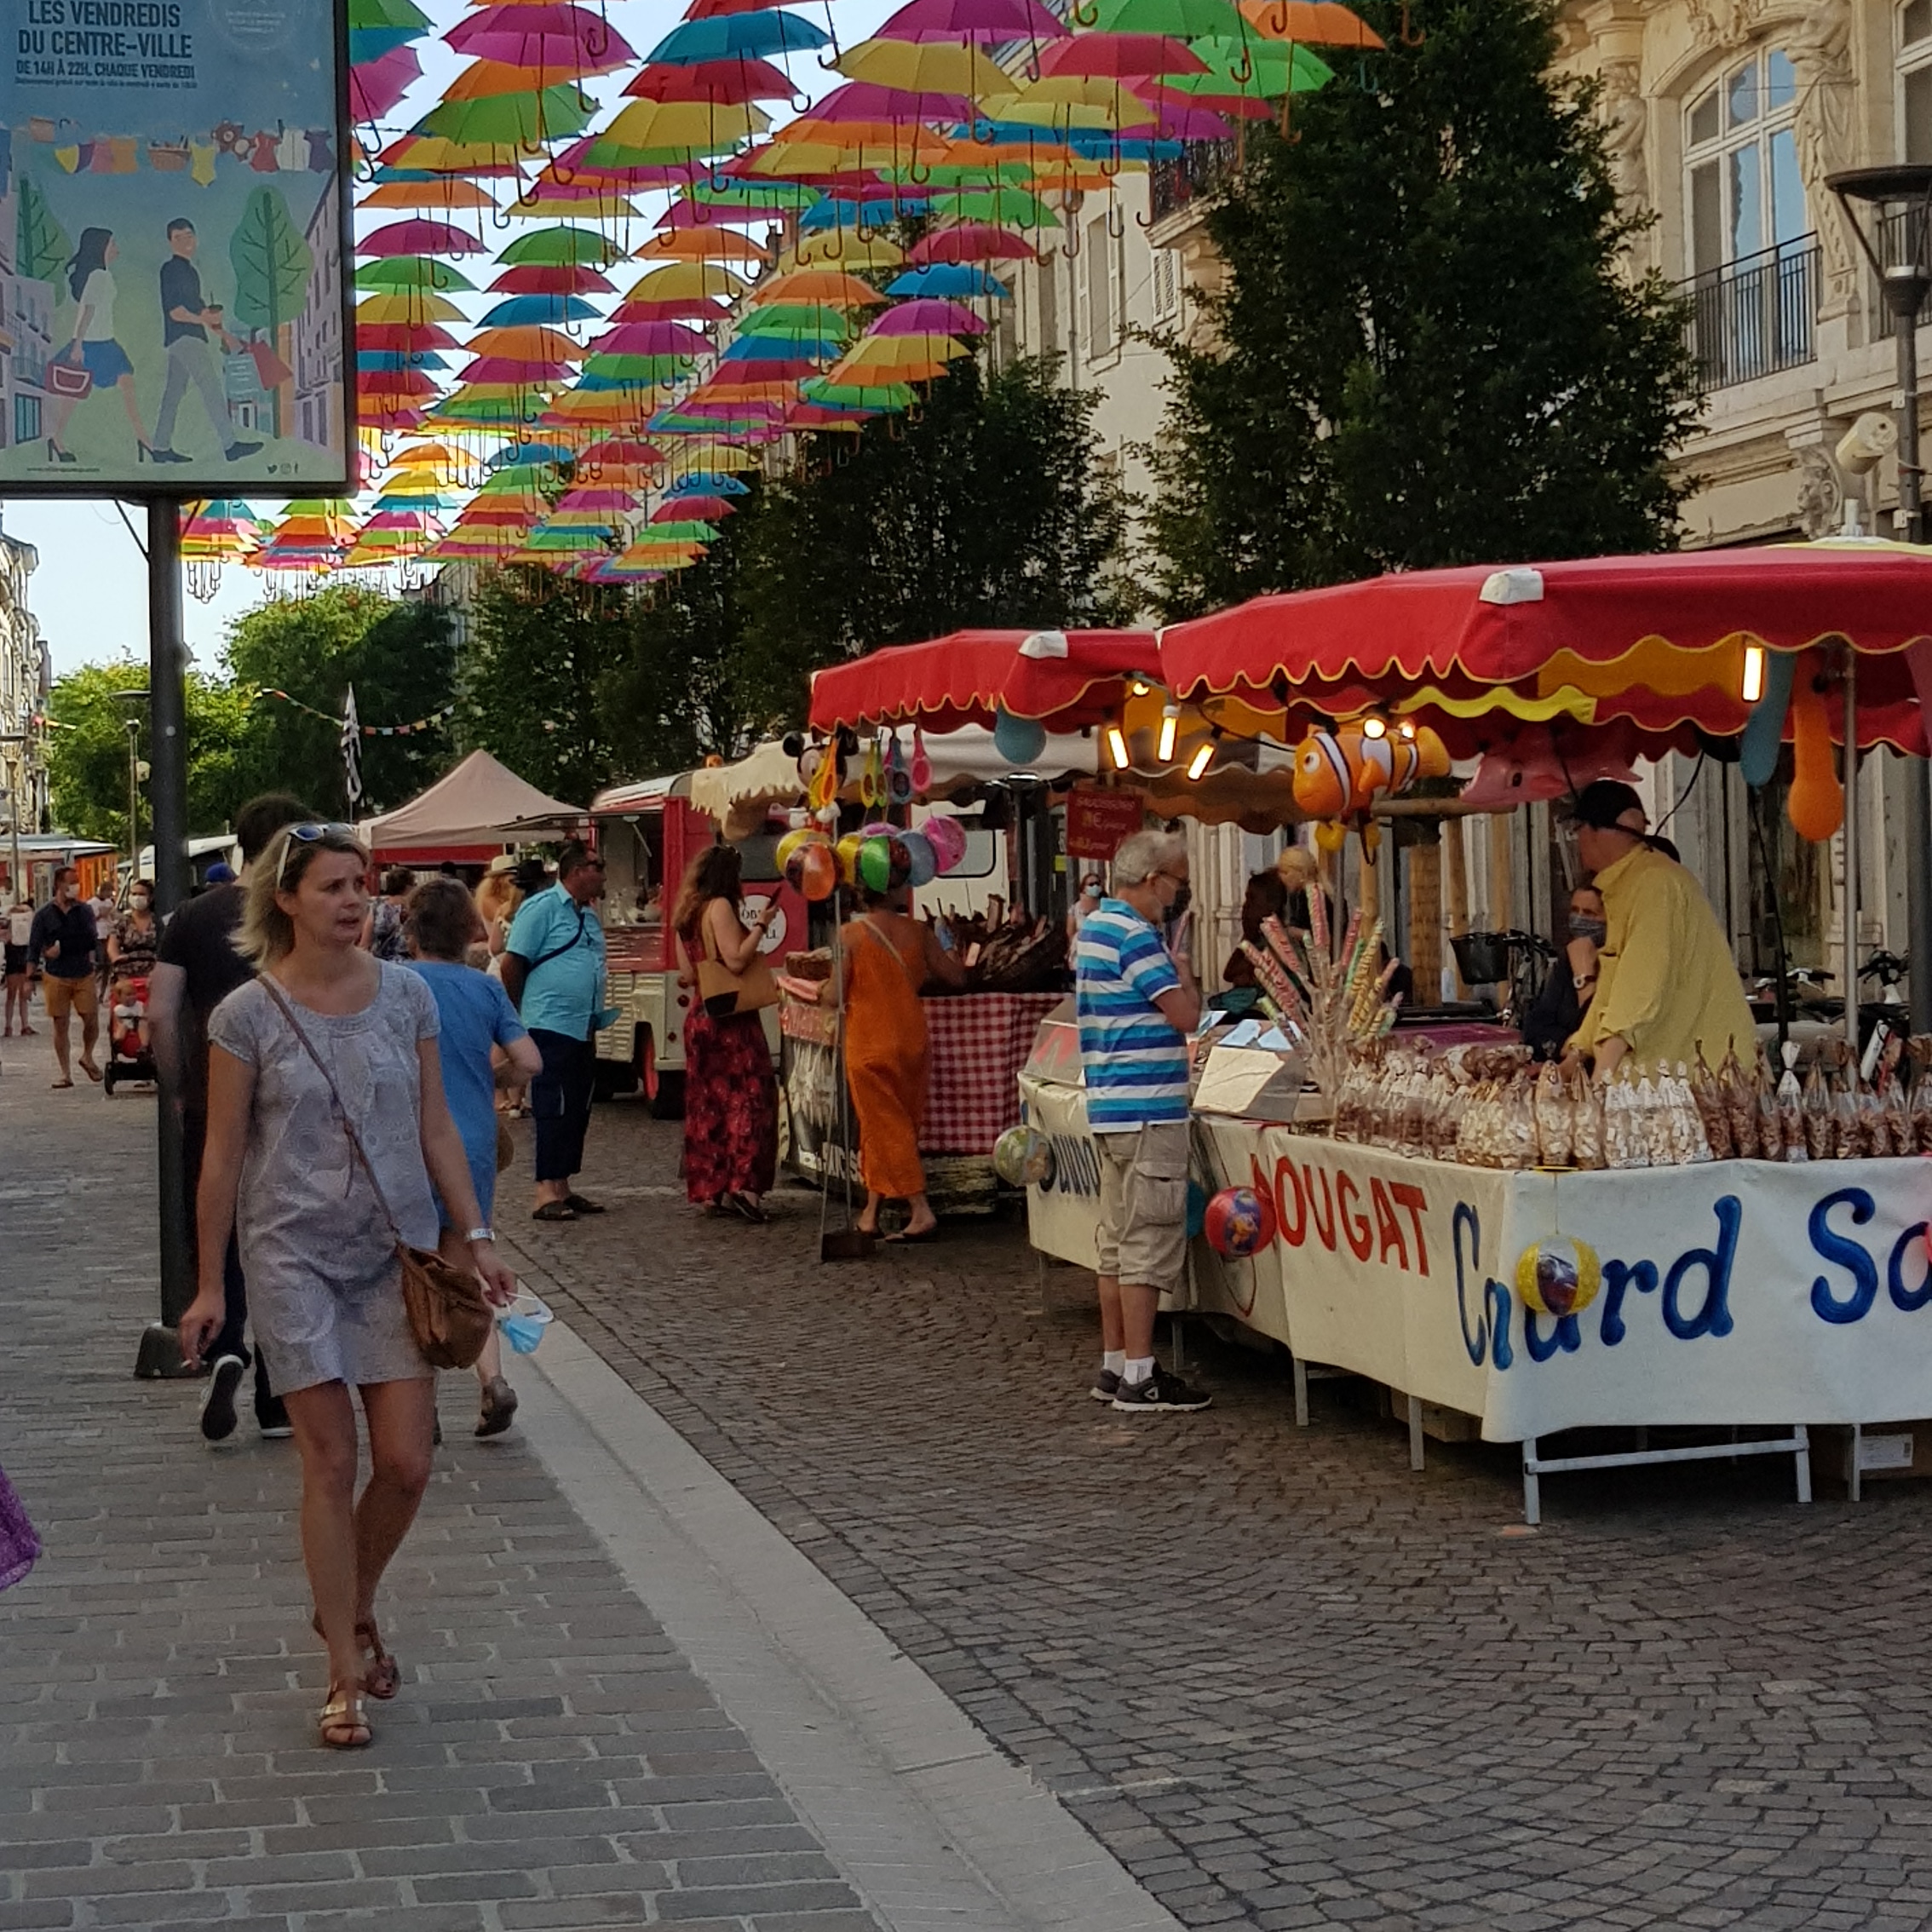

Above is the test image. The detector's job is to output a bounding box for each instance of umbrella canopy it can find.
[809,627,1163,732]
[1237,0,1383,43]
[444,3,636,74]
[647,11,830,63]
[877,0,1067,41]
[625,55,799,101]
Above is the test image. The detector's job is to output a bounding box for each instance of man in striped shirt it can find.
[1074,828,1211,1412]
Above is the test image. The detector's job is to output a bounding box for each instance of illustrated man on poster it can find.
[149,218,262,465]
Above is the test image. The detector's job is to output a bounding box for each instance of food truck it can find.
[588,771,803,1113]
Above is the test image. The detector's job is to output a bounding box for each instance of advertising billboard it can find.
[0,0,352,492]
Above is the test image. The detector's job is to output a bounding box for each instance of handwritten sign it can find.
[1065,786,1146,861]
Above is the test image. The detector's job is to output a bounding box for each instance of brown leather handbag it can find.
[693,906,779,1018]
[259,978,496,1371]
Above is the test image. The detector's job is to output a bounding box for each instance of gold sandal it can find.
[318,1686,371,1750]
[311,1613,400,1700]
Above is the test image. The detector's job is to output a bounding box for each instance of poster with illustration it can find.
[0,0,350,490]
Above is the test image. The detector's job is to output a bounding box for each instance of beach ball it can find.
[900,829,937,887]
[992,706,1047,766]
[797,842,839,903]
[1204,1185,1275,1258]
[857,835,911,893]
[777,827,825,888]
[923,814,967,875]
[859,819,896,840]
[835,832,866,883]
[1515,1233,1601,1320]
[992,1124,1055,1187]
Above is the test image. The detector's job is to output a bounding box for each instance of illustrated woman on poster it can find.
[46,228,152,464]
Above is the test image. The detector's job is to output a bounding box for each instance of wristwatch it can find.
[465,1226,497,1245]
[1573,972,1596,990]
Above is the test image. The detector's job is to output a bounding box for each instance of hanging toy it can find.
[923,814,967,875]
[1739,647,1797,789]
[888,733,914,804]
[1785,650,1843,842]
[1291,728,1354,819]
[909,724,932,795]
[806,737,843,813]
[859,737,885,808]
[1515,1232,1601,1320]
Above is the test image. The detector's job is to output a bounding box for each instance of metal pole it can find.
[1894,287,1932,1034]
[135,497,195,1378]
[1843,650,1860,1050]
[125,716,140,888]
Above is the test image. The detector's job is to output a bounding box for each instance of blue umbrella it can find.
[884,264,1013,299]
[479,293,601,328]
[357,348,450,371]
[668,473,750,496]
[646,11,829,64]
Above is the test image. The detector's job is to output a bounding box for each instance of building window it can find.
[1685,46,1806,279]
[1152,248,1181,324]
[1902,0,1932,162]
[1085,216,1116,359]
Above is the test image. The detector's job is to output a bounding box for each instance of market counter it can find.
[1021,1072,1932,1510]
[782,987,1062,1197]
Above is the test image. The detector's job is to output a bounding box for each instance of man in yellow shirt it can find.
[1562,781,1757,1080]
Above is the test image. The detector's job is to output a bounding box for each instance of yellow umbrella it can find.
[842,333,971,368]
[359,178,497,212]
[835,37,1011,97]
[358,292,468,325]
[595,96,771,150]
[623,262,753,301]
[789,231,906,269]
[666,440,759,471]
[984,78,1158,127]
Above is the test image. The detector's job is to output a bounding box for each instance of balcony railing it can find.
[1680,235,1820,391]
[1149,139,1238,227]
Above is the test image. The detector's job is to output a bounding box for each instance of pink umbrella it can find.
[1038,33,1205,75]
[909,222,1038,265]
[445,3,636,76]
[1124,92,1238,140]
[871,297,989,335]
[877,0,1067,43]
[653,496,735,520]
[351,45,422,122]
[361,219,488,258]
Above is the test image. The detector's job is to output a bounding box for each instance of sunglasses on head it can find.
[277,822,359,887]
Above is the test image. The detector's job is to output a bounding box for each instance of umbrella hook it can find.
[1062,217,1082,259]
[1071,0,1098,22]
[1097,143,1122,180]
[1107,198,1124,239]
[1231,43,1254,84]
[1134,203,1153,230]
[1399,2,1424,45]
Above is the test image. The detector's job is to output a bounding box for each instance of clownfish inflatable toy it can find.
[1291,720,1449,821]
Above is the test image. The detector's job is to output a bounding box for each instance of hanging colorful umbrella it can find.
[878,0,1067,40]
[625,55,800,103]
[910,223,1037,264]
[871,298,988,335]
[1236,0,1382,44]
[352,44,426,120]
[635,227,771,264]
[498,224,624,267]
[359,175,497,212]
[884,263,1012,297]
[361,219,489,258]
[646,12,831,64]
[445,3,637,76]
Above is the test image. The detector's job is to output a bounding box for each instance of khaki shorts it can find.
[1095,1120,1190,1291]
[42,975,97,1021]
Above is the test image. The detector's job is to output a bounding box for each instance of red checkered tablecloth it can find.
[919,992,1064,1154]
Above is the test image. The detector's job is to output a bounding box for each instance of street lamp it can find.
[1829,165,1932,1038]
[112,688,148,893]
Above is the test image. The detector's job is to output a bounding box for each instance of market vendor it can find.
[1222,871,1288,990]
[1562,780,1755,1079]
[1521,884,1605,1061]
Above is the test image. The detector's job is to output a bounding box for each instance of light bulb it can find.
[1740,645,1766,704]
[1360,713,1388,740]
[1157,704,1179,762]
[1106,726,1130,770]
[1186,739,1216,781]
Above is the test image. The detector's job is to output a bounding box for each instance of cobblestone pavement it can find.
[495,1100,1932,1932]
[0,1037,880,1932]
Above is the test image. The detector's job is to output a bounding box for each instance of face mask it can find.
[1569,914,1607,944]
[497,1289,553,1355]
[131,896,151,911]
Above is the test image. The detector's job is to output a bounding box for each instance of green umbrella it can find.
[693,179,823,210]
[580,354,694,382]
[1165,37,1332,95]
[642,520,720,543]
[1082,0,1244,35]
[738,304,855,338]
[929,188,1061,229]
[800,377,914,410]
[354,257,477,292]
[498,224,622,267]
[416,84,595,147]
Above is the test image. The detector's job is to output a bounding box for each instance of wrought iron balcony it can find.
[1679,235,1820,391]
[1149,140,1239,227]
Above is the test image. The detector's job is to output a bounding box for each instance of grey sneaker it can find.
[1112,1367,1212,1413]
[1090,1369,1120,1403]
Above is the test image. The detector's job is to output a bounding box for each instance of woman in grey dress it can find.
[179,825,516,1750]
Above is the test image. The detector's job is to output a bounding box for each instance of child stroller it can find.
[103,973,158,1095]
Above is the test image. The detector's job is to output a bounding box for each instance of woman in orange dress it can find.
[825,883,963,1240]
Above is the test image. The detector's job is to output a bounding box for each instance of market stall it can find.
[358,748,587,867]
[1016,543,1932,1518]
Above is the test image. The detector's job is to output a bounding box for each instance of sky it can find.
[4,0,900,689]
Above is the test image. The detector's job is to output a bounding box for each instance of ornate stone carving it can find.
[1789,0,1857,307]
[1795,445,1843,538]
[1601,55,1650,209]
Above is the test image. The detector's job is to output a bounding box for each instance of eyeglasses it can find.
[276,822,358,888]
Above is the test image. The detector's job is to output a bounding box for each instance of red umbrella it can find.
[808,628,1161,732]
[488,262,617,295]
[624,55,799,101]
[360,219,489,258]
[909,222,1037,265]
[595,320,716,356]
[1037,33,1205,75]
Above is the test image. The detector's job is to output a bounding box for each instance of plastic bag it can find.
[1803,1057,1835,1161]
[1570,1069,1606,1170]
[1691,1045,1734,1159]
[1637,1070,1677,1165]
[1534,1062,1573,1168]
[1722,1044,1759,1159]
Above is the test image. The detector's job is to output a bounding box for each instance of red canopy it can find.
[808,627,1161,733]
[1159,543,1932,756]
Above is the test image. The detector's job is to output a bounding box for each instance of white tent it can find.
[359,750,585,855]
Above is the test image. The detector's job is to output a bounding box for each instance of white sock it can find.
[1102,1350,1126,1377]
[1124,1357,1155,1386]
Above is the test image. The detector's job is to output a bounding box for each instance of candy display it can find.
[1237,894,1402,1101]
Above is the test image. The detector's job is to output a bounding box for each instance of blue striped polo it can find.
[1074,898,1187,1130]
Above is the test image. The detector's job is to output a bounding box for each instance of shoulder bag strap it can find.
[524,897,589,975]
[256,973,408,1250]
[858,915,921,993]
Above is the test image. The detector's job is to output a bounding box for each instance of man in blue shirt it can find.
[1074,828,1210,1412]
[503,843,616,1222]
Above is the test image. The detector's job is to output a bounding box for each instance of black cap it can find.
[1564,779,1648,833]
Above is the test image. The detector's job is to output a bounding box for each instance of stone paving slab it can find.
[490,1099,1932,1929]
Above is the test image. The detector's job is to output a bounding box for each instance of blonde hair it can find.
[235,826,367,967]
[476,870,521,925]
[1276,845,1318,890]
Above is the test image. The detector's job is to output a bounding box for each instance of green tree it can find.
[45,660,255,850]
[15,175,68,285]
[222,587,456,814]
[228,186,313,434]
[460,569,634,803]
[734,354,1136,723]
[1143,0,1701,618]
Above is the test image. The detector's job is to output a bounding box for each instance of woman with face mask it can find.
[106,881,162,1046]
[1520,885,1606,1061]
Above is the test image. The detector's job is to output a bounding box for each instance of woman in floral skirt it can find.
[672,846,778,1222]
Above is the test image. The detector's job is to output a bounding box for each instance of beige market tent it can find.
[359,749,586,857]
